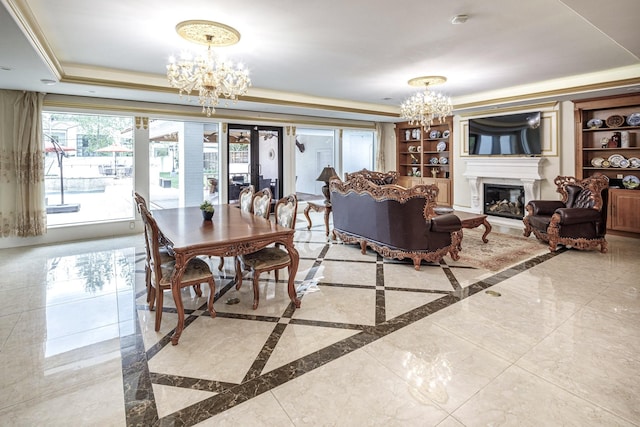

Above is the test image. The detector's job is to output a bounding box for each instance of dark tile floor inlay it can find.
[124,233,559,426]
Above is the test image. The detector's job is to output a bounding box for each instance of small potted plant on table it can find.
[200,200,215,220]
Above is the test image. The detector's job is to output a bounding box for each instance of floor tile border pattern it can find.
[123,234,561,425]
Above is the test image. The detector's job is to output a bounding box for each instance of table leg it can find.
[285,241,301,308]
[304,204,313,230]
[323,207,331,236]
[481,218,492,243]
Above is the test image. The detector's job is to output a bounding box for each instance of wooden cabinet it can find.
[607,189,640,234]
[397,176,450,205]
[396,117,453,205]
[574,94,640,236]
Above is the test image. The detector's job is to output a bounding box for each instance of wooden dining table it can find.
[152,205,300,345]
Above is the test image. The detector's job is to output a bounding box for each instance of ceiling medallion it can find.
[400,76,453,131]
[175,20,241,46]
[167,20,251,117]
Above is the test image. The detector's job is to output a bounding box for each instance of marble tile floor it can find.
[0,212,639,426]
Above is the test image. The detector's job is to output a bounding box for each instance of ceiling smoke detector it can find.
[451,14,468,24]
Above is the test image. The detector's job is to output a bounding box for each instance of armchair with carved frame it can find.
[523,174,609,253]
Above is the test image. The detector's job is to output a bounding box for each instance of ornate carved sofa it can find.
[523,174,609,252]
[344,168,398,185]
[329,171,462,270]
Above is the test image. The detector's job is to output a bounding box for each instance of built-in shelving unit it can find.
[574,94,640,236]
[395,116,453,206]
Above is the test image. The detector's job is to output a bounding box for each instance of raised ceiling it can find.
[1,0,639,122]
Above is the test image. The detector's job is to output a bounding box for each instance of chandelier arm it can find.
[166,21,251,116]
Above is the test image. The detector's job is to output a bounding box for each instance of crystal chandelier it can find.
[400,76,453,131]
[166,20,251,117]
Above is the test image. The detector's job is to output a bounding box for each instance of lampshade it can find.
[316,166,337,182]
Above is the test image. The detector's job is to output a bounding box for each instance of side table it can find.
[453,210,492,243]
[435,209,492,248]
[304,201,332,236]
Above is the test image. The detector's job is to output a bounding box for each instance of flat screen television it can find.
[468,112,542,156]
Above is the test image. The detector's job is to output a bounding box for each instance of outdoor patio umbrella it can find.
[44,137,76,207]
[96,144,133,169]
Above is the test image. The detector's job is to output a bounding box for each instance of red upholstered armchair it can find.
[523,174,609,253]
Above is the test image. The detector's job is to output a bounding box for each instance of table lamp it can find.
[316,165,337,204]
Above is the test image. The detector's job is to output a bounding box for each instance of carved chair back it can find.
[554,174,609,211]
[133,191,147,212]
[252,187,273,219]
[138,202,164,287]
[275,194,298,229]
[239,185,255,214]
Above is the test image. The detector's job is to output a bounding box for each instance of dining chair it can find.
[218,185,256,271]
[252,187,273,219]
[138,202,216,331]
[236,194,297,309]
[134,192,174,308]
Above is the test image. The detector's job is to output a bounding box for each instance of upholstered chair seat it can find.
[243,247,291,271]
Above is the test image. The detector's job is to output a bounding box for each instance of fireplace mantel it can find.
[463,157,545,214]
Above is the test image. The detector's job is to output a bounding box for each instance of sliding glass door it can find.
[227,125,282,203]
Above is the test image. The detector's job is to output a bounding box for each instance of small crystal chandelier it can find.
[400,76,453,131]
[166,20,251,117]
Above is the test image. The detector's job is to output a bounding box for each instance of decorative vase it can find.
[621,131,630,148]
[202,210,214,221]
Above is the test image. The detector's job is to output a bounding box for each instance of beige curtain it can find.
[375,122,385,171]
[0,90,46,237]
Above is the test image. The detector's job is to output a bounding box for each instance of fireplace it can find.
[483,184,525,219]
[463,157,545,224]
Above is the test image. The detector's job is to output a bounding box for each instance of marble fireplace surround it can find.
[463,157,545,219]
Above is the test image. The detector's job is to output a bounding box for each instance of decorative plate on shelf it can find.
[629,157,640,168]
[429,157,439,164]
[622,175,640,189]
[429,130,441,139]
[601,160,611,167]
[619,158,630,168]
[626,113,640,126]
[442,130,450,138]
[591,157,604,167]
[586,118,603,129]
[608,154,625,167]
[436,141,446,152]
[606,114,625,128]
[439,156,448,164]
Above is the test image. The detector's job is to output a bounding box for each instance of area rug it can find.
[453,228,549,272]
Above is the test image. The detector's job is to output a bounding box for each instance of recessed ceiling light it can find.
[40,79,56,85]
[451,14,468,24]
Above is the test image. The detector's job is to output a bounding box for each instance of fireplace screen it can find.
[483,184,525,219]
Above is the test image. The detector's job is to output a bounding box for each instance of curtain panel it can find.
[0,90,46,237]
[375,122,385,172]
